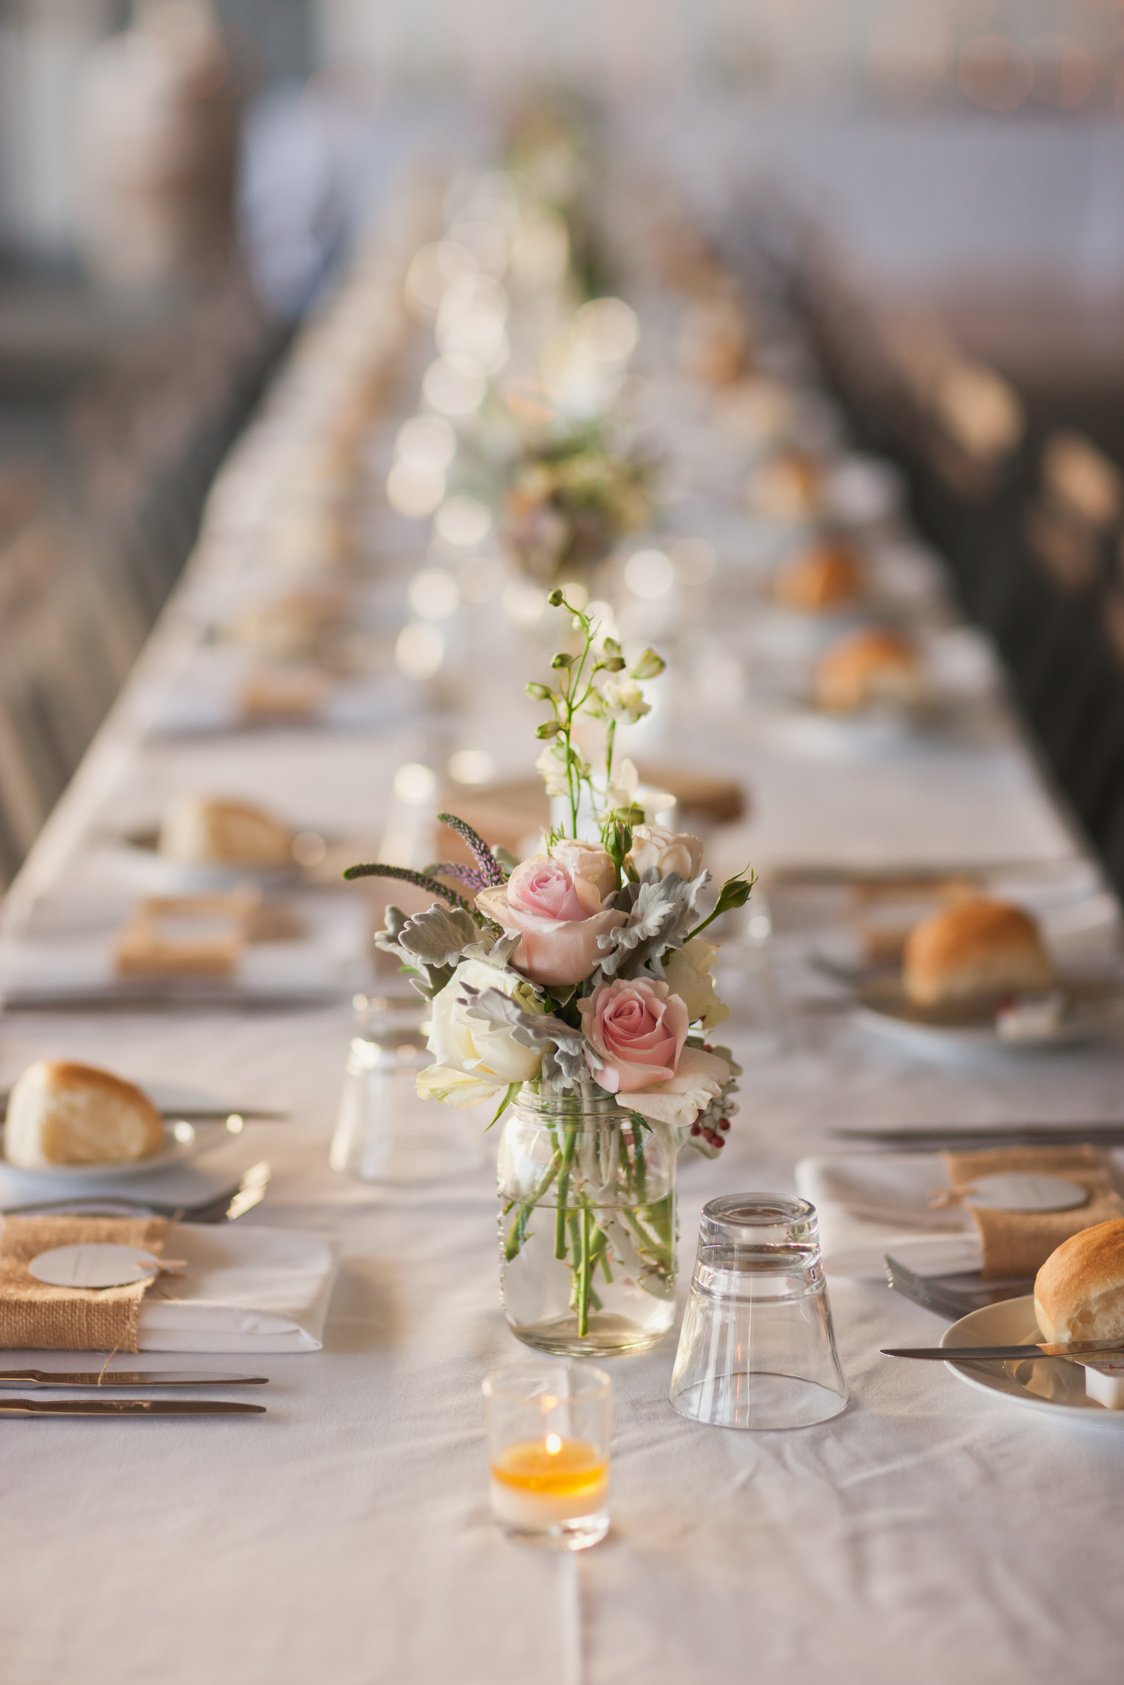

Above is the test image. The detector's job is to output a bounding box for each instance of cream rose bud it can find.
[626,824,704,880]
[426,959,543,1087]
[549,838,617,901]
[663,939,729,1031]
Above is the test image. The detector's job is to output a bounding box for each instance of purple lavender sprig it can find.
[342,862,471,910]
[435,812,506,888]
[425,860,495,893]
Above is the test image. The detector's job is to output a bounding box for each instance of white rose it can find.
[626,824,704,880]
[549,837,617,901]
[664,939,729,1032]
[422,958,543,1104]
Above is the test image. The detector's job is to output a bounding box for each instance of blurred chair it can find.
[963,428,1124,892]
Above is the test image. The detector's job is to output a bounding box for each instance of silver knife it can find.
[0,990,342,1014]
[0,1398,266,1416]
[0,1102,288,1123]
[835,1124,1124,1148]
[769,857,1082,889]
[0,1370,268,1388]
[883,1341,1124,1362]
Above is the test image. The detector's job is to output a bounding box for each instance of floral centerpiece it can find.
[499,420,651,585]
[346,591,751,1355]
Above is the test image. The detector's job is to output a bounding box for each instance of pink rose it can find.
[549,838,616,901]
[476,857,625,987]
[579,978,689,1095]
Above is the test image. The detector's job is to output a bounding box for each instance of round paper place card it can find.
[28,1244,163,1290]
[962,1174,1089,1214]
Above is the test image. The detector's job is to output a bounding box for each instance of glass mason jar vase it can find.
[497,1087,678,1357]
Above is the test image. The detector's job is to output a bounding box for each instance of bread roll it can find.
[750,452,823,521]
[238,670,330,721]
[679,299,750,387]
[1034,1219,1124,1343]
[4,1061,165,1168]
[903,898,1053,1006]
[815,628,925,713]
[774,540,863,613]
[114,918,242,978]
[158,795,294,868]
[227,590,346,661]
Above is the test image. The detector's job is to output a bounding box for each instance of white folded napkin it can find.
[797,1151,983,1281]
[798,1152,963,1231]
[797,1148,1124,1281]
[138,1223,338,1353]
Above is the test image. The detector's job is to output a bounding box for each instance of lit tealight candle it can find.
[483,1364,611,1550]
[489,1432,609,1534]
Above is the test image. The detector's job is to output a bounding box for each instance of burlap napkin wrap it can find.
[0,1215,167,1352]
[942,1145,1124,1279]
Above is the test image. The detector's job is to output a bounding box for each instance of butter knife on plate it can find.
[0,1399,266,1417]
[0,1370,268,1388]
[883,1340,1124,1363]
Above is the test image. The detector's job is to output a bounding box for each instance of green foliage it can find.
[685,868,758,942]
[528,590,666,839]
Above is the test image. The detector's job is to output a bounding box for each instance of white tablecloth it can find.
[1,173,1122,1685]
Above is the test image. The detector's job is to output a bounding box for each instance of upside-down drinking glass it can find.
[330,992,485,1184]
[669,1193,848,1430]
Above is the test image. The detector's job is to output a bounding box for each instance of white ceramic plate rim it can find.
[852,978,1114,1057]
[941,1296,1124,1424]
[0,1084,232,1184]
[764,700,943,759]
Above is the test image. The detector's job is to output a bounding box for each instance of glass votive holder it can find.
[669,1194,848,1431]
[483,1361,611,1551]
[330,993,486,1184]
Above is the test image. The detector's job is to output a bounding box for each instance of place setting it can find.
[0,1056,335,1399]
[0,1059,285,1214]
[798,886,1124,1059]
[885,1222,1124,1429]
[0,874,371,1012]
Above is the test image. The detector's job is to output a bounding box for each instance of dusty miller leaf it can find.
[395,905,481,970]
[463,932,520,968]
[596,870,710,977]
[460,985,599,1091]
[373,906,409,958]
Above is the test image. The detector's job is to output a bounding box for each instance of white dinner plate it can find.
[0,1085,235,1185]
[762,696,953,759]
[941,1297,1124,1425]
[853,975,1122,1061]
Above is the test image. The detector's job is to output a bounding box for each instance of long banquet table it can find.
[1,152,1122,1685]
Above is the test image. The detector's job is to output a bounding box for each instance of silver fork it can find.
[0,1161,272,1224]
[884,1252,1034,1321]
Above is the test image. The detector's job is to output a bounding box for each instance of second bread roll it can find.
[4,1061,165,1167]
[159,795,294,868]
[903,897,1053,1006]
[815,628,925,713]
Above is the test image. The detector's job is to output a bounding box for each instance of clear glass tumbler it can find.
[330,992,485,1184]
[669,1193,848,1430]
[483,1361,612,1550]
